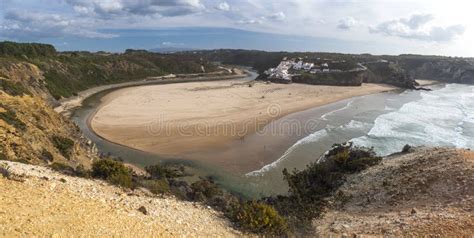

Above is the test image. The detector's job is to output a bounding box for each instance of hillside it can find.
[315,147,474,236]
[0,41,218,101]
[187,49,474,86]
[1,146,472,236]
[0,160,240,237]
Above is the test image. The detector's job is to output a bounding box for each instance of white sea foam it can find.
[246,129,328,176]
[247,120,371,176]
[352,84,474,155]
[248,84,474,176]
[321,100,354,120]
[342,120,372,130]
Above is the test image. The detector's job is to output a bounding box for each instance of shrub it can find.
[0,79,31,96]
[189,178,223,202]
[0,152,6,160]
[74,164,90,178]
[145,163,185,179]
[139,179,170,194]
[402,144,412,153]
[50,162,76,175]
[40,149,54,162]
[51,135,74,159]
[91,159,133,188]
[0,163,10,178]
[0,108,27,131]
[273,143,382,231]
[231,201,288,235]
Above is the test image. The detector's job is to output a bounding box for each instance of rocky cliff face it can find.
[0,60,57,104]
[364,62,417,88]
[0,59,97,168]
[398,58,474,84]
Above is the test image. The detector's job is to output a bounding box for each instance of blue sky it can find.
[1,0,473,56]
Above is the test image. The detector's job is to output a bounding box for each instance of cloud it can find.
[337,17,357,30]
[237,19,262,25]
[267,11,286,21]
[0,10,117,39]
[67,0,205,18]
[370,14,465,42]
[215,2,230,11]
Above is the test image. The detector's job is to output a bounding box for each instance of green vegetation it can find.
[0,78,31,96]
[40,149,54,163]
[0,41,56,58]
[0,163,11,178]
[294,71,363,86]
[145,163,186,179]
[266,143,382,231]
[0,42,218,99]
[91,159,133,188]
[189,178,224,202]
[138,179,170,194]
[0,106,27,131]
[0,152,6,160]
[51,136,74,159]
[50,162,79,176]
[230,201,288,235]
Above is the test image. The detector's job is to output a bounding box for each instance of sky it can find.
[0,0,473,57]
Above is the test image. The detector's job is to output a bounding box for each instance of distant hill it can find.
[149,47,199,54]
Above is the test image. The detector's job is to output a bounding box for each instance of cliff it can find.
[363,61,416,88]
[399,57,474,84]
[314,147,474,236]
[292,70,365,86]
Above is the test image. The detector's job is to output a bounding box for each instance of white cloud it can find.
[0,10,117,39]
[237,19,262,25]
[267,11,286,21]
[370,14,465,42]
[215,2,230,11]
[68,0,205,18]
[337,17,358,30]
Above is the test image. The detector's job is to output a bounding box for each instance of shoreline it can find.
[54,68,252,117]
[90,83,398,158]
[86,78,441,173]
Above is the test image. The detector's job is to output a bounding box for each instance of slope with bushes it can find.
[314,146,474,236]
[0,41,218,100]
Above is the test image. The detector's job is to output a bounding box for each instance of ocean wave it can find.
[246,129,328,176]
[321,100,354,120]
[352,84,474,155]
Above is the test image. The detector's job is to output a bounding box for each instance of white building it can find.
[303,63,314,71]
[293,60,303,70]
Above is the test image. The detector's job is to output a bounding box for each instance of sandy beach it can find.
[91,80,401,161]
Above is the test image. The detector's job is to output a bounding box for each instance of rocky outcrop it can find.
[364,61,417,88]
[0,92,96,167]
[400,58,474,84]
[0,61,57,104]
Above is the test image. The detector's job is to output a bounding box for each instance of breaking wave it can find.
[352,84,474,155]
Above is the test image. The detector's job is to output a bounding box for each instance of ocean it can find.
[243,83,474,196]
